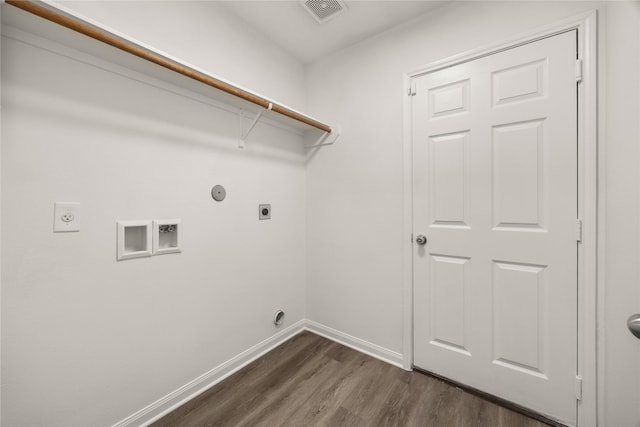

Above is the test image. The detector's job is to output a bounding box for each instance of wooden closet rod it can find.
[5,0,333,134]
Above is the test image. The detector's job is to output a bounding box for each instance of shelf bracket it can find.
[306,125,341,149]
[239,103,273,149]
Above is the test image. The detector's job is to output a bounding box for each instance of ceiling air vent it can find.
[300,0,347,24]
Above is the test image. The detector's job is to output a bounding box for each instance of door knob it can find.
[415,234,428,246]
[628,314,640,339]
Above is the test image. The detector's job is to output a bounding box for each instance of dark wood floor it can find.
[152,331,553,427]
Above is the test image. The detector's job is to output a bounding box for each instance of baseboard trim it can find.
[112,319,404,427]
[111,319,307,427]
[304,320,404,368]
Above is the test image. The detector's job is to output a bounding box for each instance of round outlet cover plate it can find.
[211,185,226,202]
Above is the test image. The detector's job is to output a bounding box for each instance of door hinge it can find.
[575,375,583,401]
[576,219,583,242]
[575,59,583,83]
[408,80,417,96]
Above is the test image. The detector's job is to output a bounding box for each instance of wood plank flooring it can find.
[151,331,554,427]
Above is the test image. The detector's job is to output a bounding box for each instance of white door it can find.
[412,31,578,424]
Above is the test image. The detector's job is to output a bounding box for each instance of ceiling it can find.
[217,1,446,64]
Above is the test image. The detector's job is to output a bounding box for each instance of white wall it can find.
[58,0,307,110]
[306,0,604,356]
[3,0,640,425]
[1,2,308,426]
[600,2,640,425]
[305,1,640,425]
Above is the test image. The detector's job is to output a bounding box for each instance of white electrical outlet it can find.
[54,202,80,232]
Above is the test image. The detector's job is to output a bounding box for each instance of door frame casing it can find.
[401,10,598,426]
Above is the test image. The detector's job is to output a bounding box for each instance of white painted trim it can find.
[576,11,599,427]
[407,10,597,80]
[402,73,414,371]
[304,320,404,368]
[112,320,307,427]
[402,10,598,427]
[111,319,403,426]
[595,8,608,426]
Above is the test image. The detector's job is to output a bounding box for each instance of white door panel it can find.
[413,31,577,425]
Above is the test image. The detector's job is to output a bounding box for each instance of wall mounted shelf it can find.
[4,0,340,148]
